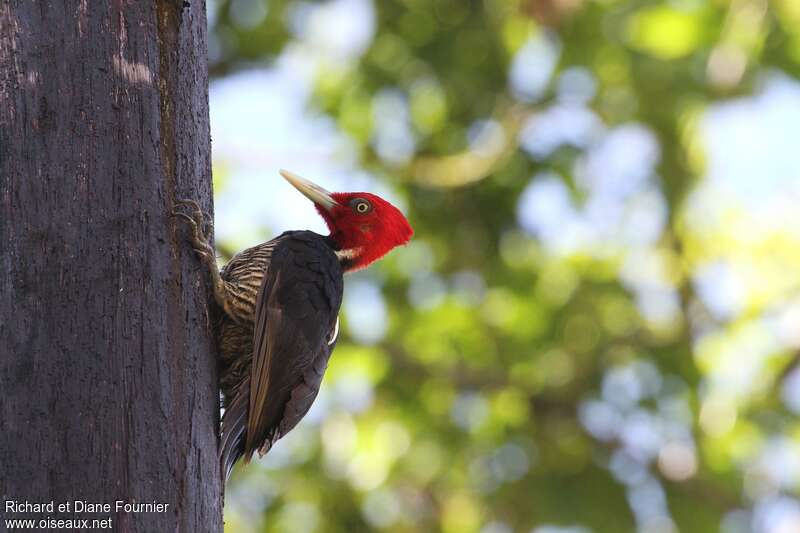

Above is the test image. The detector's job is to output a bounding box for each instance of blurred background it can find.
[206,0,800,531]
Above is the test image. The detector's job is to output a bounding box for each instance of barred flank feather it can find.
[217,240,277,479]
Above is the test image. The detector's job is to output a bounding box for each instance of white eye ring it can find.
[350,197,372,214]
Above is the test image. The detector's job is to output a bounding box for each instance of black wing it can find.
[221,232,343,478]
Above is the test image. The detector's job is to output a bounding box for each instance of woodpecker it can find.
[174,170,413,479]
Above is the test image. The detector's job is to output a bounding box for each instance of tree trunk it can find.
[0,2,223,531]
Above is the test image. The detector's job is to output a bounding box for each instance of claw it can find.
[173,198,226,307]
[174,198,211,235]
[172,211,196,225]
[172,211,198,228]
[174,199,204,224]
[175,198,202,211]
[173,201,215,259]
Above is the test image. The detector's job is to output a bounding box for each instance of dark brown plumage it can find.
[217,231,343,478]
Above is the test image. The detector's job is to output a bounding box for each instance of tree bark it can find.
[0,2,223,531]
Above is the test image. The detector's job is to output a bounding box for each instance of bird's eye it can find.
[350,198,372,214]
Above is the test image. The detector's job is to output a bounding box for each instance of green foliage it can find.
[210,0,800,531]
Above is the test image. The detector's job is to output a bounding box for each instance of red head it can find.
[280,170,413,271]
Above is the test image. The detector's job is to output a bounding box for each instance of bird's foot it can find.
[173,199,229,310]
[173,199,215,260]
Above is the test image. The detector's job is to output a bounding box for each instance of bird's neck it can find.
[324,234,364,272]
[333,247,363,272]
[326,229,395,272]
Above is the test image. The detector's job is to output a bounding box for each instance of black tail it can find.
[219,389,248,481]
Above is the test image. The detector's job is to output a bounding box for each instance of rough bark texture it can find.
[0,1,223,531]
